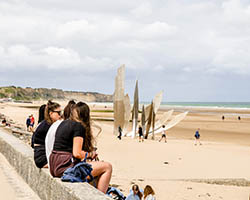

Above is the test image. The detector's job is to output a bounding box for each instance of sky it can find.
[0,0,250,102]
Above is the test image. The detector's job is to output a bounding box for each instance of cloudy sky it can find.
[0,0,250,102]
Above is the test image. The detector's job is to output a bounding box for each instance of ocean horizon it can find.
[94,101,250,109]
[160,102,250,109]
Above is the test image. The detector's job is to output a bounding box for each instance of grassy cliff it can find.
[0,86,113,102]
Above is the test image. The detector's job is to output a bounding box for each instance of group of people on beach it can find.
[125,184,155,200]
[31,100,112,194]
[26,114,35,132]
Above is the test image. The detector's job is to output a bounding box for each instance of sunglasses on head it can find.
[52,110,61,115]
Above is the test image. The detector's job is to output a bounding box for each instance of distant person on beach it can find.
[159,125,167,143]
[194,128,201,145]
[49,102,112,193]
[238,116,241,121]
[126,184,143,200]
[26,115,31,131]
[45,100,76,167]
[143,185,155,200]
[29,114,35,132]
[222,115,225,121]
[1,118,10,126]
[138,126,144,142]
[33,100,61,168]
[118,125,122,140]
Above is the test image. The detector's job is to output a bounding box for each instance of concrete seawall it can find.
[0,128,111,200]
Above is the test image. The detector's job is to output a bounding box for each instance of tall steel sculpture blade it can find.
[151,91,163,139]
[141,105,146,137]
[164,111,188,130]
[145,104,151,122]
[152,110,174,133]
[145,101,153,139]
[131,80,139,138]
[123,93,131,135]
[153,91,163,114]
[113,65,125,135]
[151,112,156,140]
[153,111,188,134]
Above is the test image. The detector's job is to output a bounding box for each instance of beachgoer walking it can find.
[126,184,143,200]
[159,125,167,143]
[194,128,201,145]
[238,116,241,121]
[49,102,112,193]
[222,115,225,121]
[29,114,35,132]
[26,115,31,131]
[33,100,61,168]
[118,126,122,140]
[138,126,144,142]
[143,185,155,200]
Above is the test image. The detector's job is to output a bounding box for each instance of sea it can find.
[140,102,250,117]
[160,102,250,109]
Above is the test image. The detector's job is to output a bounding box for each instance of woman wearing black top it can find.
[50,102,112,193]
[33,100,61,168]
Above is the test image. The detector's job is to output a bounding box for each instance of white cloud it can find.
[130,2,153,18]
[137,21,177,39]
[41,47,81,69]
[0,0,250,101]
[57,20,97,39]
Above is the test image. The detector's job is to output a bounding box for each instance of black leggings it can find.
[34,145,47,168]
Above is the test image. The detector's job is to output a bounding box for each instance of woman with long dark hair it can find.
[33,100,61,168]
[45,100,76,167]
[126,184,143,200]
[50,102,112,193]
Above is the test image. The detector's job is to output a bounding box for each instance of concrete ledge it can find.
[0,128,111,200]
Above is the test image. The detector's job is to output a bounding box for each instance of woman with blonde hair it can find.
[143,185,155,200]
[50,102,112,193]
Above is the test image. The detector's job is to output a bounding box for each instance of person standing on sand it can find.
[159,125,167,143]
[29,114,35,132]
[118,125,122,140]
[138,126,144,142]
[194,128,201,145]
[26,115,31,131]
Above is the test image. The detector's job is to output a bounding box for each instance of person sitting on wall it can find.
[33,100,61,168]
[49,102,112,193]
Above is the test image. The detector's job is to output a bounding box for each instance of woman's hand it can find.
[89,151,98,160]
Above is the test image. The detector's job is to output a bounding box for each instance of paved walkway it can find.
[0,153,40,200]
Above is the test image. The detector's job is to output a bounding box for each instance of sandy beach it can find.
[0,101,250,200]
